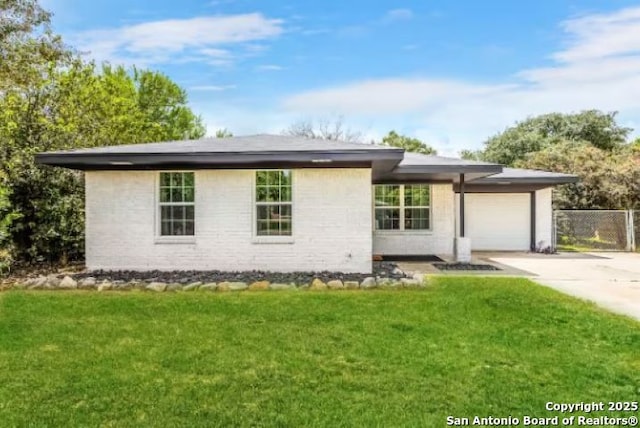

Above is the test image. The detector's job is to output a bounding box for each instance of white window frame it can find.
[252,169,294,244]
[373,184,432,232]
[155,171,196,244]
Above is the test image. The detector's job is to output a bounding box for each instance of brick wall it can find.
[85,168,373,273]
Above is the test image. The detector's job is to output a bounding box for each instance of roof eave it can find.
[35,149,404,170]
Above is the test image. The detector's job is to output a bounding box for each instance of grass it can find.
[0,277,639,427]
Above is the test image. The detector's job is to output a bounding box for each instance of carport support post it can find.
[455,173,471,263]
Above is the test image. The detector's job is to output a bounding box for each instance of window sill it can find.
[251,236,295,245]
[154,237,196,245]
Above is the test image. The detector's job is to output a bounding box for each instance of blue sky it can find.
[43,0,640,154]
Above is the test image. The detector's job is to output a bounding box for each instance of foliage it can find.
[0,60,205,263]
[1,279,639,425]
[284,116,361,142]
[459,149,483,160]
[381,130,437,155]
[518,141,640,209]
[480,110,630,166]
[215,128,233,138]
[0,0,69,89]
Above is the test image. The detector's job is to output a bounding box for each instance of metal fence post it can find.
[629,210,636,252]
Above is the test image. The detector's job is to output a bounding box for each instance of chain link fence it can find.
[634,211,640,252]
[554,210,635,252]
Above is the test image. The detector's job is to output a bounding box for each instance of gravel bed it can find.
[72,261,408,284]
[433,263,501,271]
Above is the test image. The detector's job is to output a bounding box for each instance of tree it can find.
[0,0,69,89]
[215,128,233,138]
[459,149,483,160]
[480,111,630,166]
[284,116,361,143]
[518,141,640,210]
[0,60,206,263]
[381,131,437,155]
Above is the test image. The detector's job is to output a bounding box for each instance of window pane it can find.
[184,220,195,235]
[267,186,280,202]
[374,185,400,207]
[280,220,291,235]
[266,171,278,186]
[375,208,400,230]
[281,186,291,202]
[256,186,267,201]
[183,187,194,203]
[161,221,172,236]
[160,188,171,203]
[405,185,430,207]
[170,173,182,187]
[280,170,292,186]
[405,208,430,230]
[160,173,171,187]
[183,172,194,188]
[172,206,185,221]
[256,171,268,186]
[161,206,171,221]
[171,188,183,203]
[185,205,194,220]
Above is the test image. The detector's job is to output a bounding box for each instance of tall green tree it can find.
[518,142,640,210]
[381,130,437,155]
[0,59,205,263]
[0,0,69,89]
[480,111,630,166]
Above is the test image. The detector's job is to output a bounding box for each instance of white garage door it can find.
[464,193,530,251]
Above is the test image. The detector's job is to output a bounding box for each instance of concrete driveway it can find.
[484,252,640,321]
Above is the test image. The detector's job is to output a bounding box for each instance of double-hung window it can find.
[374,185,431,231]
[159,172,195,236]
[256,170,292,236]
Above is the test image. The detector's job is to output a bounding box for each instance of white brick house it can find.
[36,135,577,273]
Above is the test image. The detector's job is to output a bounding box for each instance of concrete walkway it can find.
[486,252,640,321]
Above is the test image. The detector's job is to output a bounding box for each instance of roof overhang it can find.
[374,164,503,184]
[35,150,405,171]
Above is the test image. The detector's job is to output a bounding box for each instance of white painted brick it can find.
[535,188,553,249]
[85,169,373,273]
[373,184,455,256]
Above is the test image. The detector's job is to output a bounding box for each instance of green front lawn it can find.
[1,278,638,426]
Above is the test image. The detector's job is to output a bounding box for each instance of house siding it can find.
[85,168,372,273]
[372,184,455,256]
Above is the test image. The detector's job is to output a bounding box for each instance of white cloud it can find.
[281,6,640,155]
[73,13,284,66]
[383,8,414,22]
[255,64,284,71]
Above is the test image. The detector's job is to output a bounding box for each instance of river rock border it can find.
[13,274,426,292]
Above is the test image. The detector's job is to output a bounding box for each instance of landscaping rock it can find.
[183,282,201,291]
[199,283,218,291]
[97,281,112,292]
[360,277,377,289]
[392,267,405,276]
[46,275,61,288]
[217,282,231,292]
[327,279,344,290]
[146,282,167,292]
[249,281,270,291]
[115,282,133,291]
[376,277,393,287]
[401,278,421,288]
[78,277,97,289]
[310,278,327,290]
[344,281,359,289]
[269,283,295,290]
[27,275,48,289]
[58,276,78,289]
[166,283,183,292]
[228,282,248,291]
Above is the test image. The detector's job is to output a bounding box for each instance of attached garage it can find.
[456,193,531,251]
